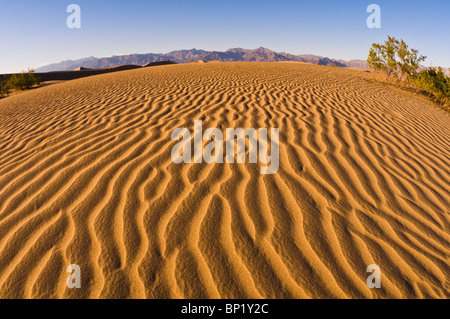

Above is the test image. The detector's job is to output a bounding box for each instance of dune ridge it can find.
[0,62,449,298]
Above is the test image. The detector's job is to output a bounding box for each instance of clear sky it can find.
[1,0,449,73]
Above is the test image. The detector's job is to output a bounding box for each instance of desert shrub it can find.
[5,68,41,91]
[368,36,449,109]
[0,80,10,98]
[412,67,450,105]
[367,43,386,74]
[368,36,427,80]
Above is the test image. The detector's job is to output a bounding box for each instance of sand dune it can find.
[0,62,449,299]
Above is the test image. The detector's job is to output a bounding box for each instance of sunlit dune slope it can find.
[0,62,449,298]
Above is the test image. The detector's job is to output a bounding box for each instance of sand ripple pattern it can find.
[0,62,449,298]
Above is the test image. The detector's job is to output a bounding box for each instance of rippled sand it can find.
[0,62,449,298]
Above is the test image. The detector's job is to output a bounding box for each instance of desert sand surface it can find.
[0,62,449,299]
[0,61,175,84]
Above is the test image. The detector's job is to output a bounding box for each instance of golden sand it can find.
[0,62,449,298]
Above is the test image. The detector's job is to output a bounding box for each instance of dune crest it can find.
[0,62,449,298]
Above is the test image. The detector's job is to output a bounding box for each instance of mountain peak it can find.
[253,47,270,52]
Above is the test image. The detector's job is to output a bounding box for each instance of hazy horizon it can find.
[1,0,449,73]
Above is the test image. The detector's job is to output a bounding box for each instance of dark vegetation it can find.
[0,68,41,98]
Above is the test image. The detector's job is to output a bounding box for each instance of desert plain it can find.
[0,62,449,298]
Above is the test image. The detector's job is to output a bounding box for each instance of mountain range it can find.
[36,47,369,72]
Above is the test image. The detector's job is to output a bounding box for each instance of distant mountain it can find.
[36,47,369,72]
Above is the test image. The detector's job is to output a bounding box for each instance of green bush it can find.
[367,36,426,80]
[4,68,41,91]
[368,36,449,108]
[412,67,450,105]
[0,80,10,98]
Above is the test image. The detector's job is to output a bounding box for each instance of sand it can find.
[0,62,449,298]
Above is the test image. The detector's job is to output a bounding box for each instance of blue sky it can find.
[1,0,449,73]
